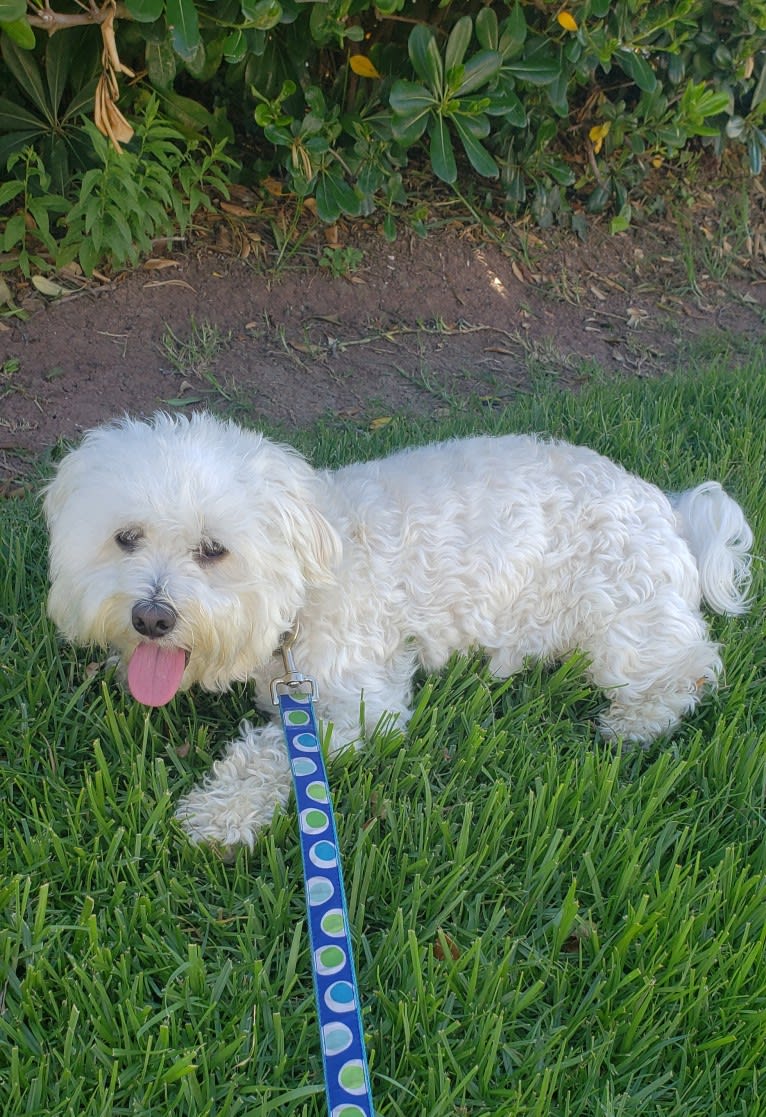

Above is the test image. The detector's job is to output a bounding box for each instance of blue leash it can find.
[272,630,375,1117]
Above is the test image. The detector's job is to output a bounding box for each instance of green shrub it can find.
[0,94,235,275]
[1,0,765,271]
[0,31,98,194]
[61,100,235,274]
[0,146,68,275]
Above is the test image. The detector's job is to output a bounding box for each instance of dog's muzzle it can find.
[131,599,178,640]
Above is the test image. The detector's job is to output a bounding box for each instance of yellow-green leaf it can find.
[0,16,36,48]
[557,11,578,31]
[31,275,67,298]
[588,121,610,153]
[349,54,381,79]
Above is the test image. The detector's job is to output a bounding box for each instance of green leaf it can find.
[0,95,43,130]
[0,132,36,167]
[429,116,456,183]
[452,114,498,179]
[655,123,685,150]
[666,53,685,85]
[475,8,497,52]
[241,0,282,30]
[300,112,327,139]
[391,114,430,148]
[223,30,247,64]
[0,16,35,48]
[546,157,575,186]
[1,36,50,120]
[504,50,560,86]
[146,39,177,90]
[483,86,525,125]
[0,0,25,19]
[184,39,208,79]
[408,24,443,92]
[546,69,569,116]
[110,208,138,250]
[125,0,163,21]
[499,2,527,59]
[308,2,336,46]
[0,179,24,206]
[610,203,632,234]
[455,50,501,96]
[61,76,97,125]
[157,90,217,137]
[263,121,291,146]
[314,167,360,222]
[445,16,472,75]
[390,79,434,114]
[390,80,432,146]
[691,88,731,119]
[751,60,766,110]
[243,28,266,59]
[166,0,200,62]
[615,48,656,93]
[77,236,99,276]
[451,109,489,140]
[3,212,26,251]
[586,182,611,213]
[42,29,72,118]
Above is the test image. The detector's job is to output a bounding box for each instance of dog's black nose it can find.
[131,600,178,639]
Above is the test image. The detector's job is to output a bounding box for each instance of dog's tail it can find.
[670,482,753,615]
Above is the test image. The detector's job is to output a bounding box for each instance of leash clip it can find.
[270,624,318,704]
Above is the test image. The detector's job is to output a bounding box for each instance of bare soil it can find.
[2,184,765,485]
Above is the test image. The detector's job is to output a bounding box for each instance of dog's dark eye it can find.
[115,528,143,552]
[195,539,228,565]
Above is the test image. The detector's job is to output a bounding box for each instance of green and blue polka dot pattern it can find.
[278,691,375,1117]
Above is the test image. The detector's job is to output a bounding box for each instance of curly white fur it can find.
[44,412,753,849]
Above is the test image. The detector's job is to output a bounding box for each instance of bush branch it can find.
[26,0,132,34]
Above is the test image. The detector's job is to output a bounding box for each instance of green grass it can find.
[2,342,766,1116]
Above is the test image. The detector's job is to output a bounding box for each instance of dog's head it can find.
[43,411,340,704]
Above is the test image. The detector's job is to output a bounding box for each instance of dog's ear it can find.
[282,496,342,584]
[42,443,99,640]
[42,449,77,531]
[244,437,342,585]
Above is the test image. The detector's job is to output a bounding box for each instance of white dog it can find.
[44,411,753,849]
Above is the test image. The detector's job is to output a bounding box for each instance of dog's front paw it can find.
[175,722,291,851]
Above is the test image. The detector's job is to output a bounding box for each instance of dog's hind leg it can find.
[588,596,721,744]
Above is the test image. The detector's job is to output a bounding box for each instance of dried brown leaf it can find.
[220,202,259,218]
[142,279,196,291]
[434,931,460,961]
[100,2,135,78]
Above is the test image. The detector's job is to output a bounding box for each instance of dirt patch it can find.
[2,193,765,481]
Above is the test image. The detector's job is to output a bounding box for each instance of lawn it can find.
[1,341,765,1116]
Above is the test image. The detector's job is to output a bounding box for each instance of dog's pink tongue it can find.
[127,644,187,707]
